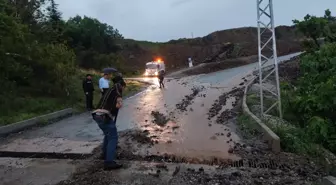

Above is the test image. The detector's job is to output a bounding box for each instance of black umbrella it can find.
[102,67,118,74]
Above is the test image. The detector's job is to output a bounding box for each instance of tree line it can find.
[0,0,124,124]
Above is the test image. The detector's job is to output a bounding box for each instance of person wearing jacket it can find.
[82,74,94,111]
[92,79,126,170]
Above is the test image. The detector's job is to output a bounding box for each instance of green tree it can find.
[64,15,123,69]
[293,9,336,50]
[293,15,328,48]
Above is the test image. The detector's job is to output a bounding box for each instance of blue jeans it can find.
[93,115,118,163]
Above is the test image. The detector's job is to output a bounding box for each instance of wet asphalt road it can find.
[0,53,300,159]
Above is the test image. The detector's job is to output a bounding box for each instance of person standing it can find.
[99,73,110,96]
[92,80,126,170]
[82,74,94,111]
[158,70,165,88]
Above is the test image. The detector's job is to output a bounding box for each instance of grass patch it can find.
[0,97,68,126]
[265,120,323,157]
[246,92,279,116]
[245,91,330,159]
[0,73,146,126]
[237,113,262,139]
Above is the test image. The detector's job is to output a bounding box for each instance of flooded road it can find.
[118,74,250,161]
[115,53,301,160]
[0,53,301,160]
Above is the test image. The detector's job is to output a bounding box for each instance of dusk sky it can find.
[55,0,336,42]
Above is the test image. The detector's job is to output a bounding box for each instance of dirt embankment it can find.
[120,26,302,73]
[169,55,258,78]
[278,56,301,83]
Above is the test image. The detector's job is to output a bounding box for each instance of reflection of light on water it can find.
[141,77,160,86]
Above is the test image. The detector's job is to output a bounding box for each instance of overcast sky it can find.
[55,0,336,42]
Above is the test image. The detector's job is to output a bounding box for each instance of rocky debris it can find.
[278,56,300,83]
[156,163,168,171]
[180,56,259,77]
[172,125,180,130]
[216,109,238,124]
[228,148,234,153]
[176,86,204,112]
[58,136,326,185]
[168,164,323,185]
[172,166,180,176]
[151,111,169,127]
[119,129,154,145]
[210,136,217,140]
[208,87,244,122]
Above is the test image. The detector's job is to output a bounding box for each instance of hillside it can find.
[120,25,302,74]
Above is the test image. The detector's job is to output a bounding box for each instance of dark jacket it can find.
[158,70,165,79]
[95,83,123,116]
[83,79,94,92]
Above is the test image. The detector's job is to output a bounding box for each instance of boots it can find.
[104,161,123,170]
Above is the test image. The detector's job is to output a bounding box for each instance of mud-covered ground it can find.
[167,56,258,78]
[56,85,327,185]
[278,56,300,83]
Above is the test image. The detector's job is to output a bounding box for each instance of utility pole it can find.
[256,0,282,118]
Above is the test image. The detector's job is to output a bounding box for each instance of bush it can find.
[278,9,336,156]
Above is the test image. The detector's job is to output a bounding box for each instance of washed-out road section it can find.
[0,53,300,185]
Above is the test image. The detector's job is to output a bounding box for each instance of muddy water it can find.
[122,52,304,160]
[118,72,256,161]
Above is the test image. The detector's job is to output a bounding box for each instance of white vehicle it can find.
[144,59,165,76]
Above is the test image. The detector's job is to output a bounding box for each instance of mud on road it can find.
[56,84,326,185]
[175,86,205,112]
[57,131,326,185]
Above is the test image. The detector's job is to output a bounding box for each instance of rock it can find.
[228,148,234,153]
[172,166,180,176]
[232,171,242,177]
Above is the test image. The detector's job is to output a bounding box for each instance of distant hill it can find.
[119,25,302,74]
